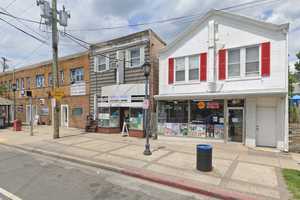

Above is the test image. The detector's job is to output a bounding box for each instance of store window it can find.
[70,67,84,83]
[98,107,120,128]
[189,55,199,80]
[36,75,45,88]
[246,46,259,76]
[175,57,185,82]
[129,108,143,130]
[228,49,240,78]
[158,101,188,123]
[190,100,224,138]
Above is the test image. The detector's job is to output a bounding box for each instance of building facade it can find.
[156,10,289,151]
[90,29,165,137]
[0,51,90,129]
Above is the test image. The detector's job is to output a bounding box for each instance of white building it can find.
[155,10,289,151]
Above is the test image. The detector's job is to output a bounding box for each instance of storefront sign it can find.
[197,101,205,109]
[109,95,130,103]
[207,102,220,109]
[70,82,86,96]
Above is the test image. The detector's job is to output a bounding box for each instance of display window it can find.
[158,101,188,123]
[98,107,120,128]
[129,108,143,130]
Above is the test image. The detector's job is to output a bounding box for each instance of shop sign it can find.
[70,82,86,96]
[197,101,206,109]
[207,102,220,109]
[109,95,130,103]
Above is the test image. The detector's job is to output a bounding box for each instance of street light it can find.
[143,61,151,156]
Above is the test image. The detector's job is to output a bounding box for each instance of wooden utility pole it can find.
[52,0,60,139]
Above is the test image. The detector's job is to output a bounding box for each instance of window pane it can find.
[228,49,240,78]
[189,55,198,69]
[175,58,185,70]
[176,71,185,81]
[189,68,199,80]
[130,48,140,67]
[228,64,240,77]
[246,62,259,76]
[228,49,240,64]
[131,58,140,66]
[246,46,259,62]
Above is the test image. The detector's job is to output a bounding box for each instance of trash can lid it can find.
[197,144,212,151]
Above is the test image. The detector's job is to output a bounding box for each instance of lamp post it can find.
[143,62,152,156]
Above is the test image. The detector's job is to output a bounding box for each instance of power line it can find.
[5,0,17,9]
[0,17,47,44]
[66,0,281,32]
[0,11,43,24]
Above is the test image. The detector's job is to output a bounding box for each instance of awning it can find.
[154,90,287,101]
[292,95,300,100]
[0,97,13,106]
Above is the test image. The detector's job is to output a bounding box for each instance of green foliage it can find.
[295,51,300,72]
[290,106,300,123]
[289,71,297,97]
[0,84,7,96]
[282,169,300,200]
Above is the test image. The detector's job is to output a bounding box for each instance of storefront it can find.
[157,99,245,143]
[0,97,13,128]
[97,84,146,137]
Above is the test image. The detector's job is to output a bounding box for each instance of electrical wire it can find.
[4,0,17,9]
[66,0,281,32]
[0,17,47,44]
[0,11,44,25]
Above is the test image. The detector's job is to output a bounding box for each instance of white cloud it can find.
[0,0,299,69]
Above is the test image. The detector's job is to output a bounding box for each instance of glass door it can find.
[228,108,243,142]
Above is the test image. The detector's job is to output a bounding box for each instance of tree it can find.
[0,84,7,96]
[295,51,300,71]
[290,51,300,97]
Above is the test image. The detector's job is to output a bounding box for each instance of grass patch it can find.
[282,168,300,200]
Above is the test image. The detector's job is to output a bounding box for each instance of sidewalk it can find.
[0,126,299,200]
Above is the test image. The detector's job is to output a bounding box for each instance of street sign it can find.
[143,99,149,109]
[53,89,64,100]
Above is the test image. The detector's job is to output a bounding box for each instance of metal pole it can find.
[144,72,151,155]
[30,96,33,136]
[13,67,16,121]
[52,0,60,139]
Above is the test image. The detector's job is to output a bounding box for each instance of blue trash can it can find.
[196,144,212,172]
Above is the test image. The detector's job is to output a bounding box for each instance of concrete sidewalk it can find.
[0,126,299,200]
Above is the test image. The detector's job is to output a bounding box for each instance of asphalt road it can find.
[0,145,212,200]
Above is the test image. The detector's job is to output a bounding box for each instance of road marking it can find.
[0,188,22,200]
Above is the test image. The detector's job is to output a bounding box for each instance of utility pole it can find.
[51,0,59,139]
[1,57,8,72]
[37,0,70,139]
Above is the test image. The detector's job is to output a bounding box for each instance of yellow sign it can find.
[53,89,64,100]
[197,101,205,109]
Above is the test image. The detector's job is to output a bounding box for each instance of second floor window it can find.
[26,77,30,89]
[21,78,24,90]
[175,57,185,82]
[48,73,53,86]
[246,46,259,76]
[16,79,19,90]
[36,75,45,88]
[60,70,64,85]
[228,49,240,78]
[189,55,199,80]
[129,48,141,67]
[70,67,84,83]
[97,55,109,72]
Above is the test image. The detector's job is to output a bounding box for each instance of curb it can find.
[0,143,256,200]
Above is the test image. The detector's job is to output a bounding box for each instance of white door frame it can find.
[227,107,245,144]
[61,104,69,127]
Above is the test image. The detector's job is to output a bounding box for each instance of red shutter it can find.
[168,58,174,84]
[261,42,270,77]
[200,53,207,81]
[219,49,226,80]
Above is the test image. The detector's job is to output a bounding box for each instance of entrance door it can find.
[26,105,36,124]
[228,108,244,142]
[61,105,69,127]
[120,107,129,132]
[256,107,276,147]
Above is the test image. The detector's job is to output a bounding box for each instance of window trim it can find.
[126,46,145,68]
[174,56,186,83]
[188,54,200,81]
[227,48,241,79]
[95,54,110,72]
[35,74,45,88]
[70,67,84,84]
[245,45,261,77]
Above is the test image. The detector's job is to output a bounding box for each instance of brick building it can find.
[90,29,166,137]
[0,51,90,129]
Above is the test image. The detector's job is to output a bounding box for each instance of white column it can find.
[93,94,97,120]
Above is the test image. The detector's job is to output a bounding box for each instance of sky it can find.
[0,0,299,70]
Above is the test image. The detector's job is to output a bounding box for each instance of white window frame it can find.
[70,67,84,83]
[94,54,109,72]
[226,44,261,81]
[188,55,200,81]
[126,46,145,68]
[227,48,241,79]
[174,57,186,83]
[36,75,45,88]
